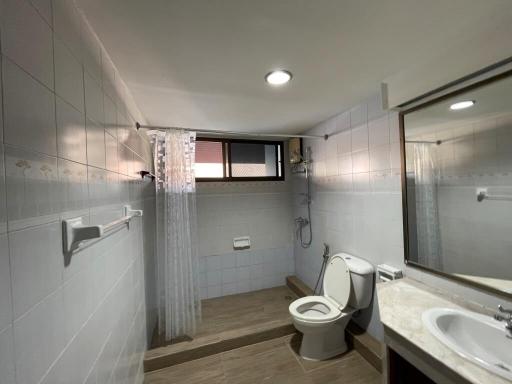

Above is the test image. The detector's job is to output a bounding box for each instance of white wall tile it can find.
[84,72,104,126]
[104,94,117,138]
[370,145,391,171]
[28,0,52,26]
[0,234,12,331]
[5,146,60,228]
[105,132,119,173]
[86,119,106,169]
[0,145,7,234]
[54,37,85,113]
[9,221,63,318]
[0,1,151,383]
[369,116,389,148]
[82,24,102,83]
[0,326,15,384]
[351,125,369,152]
[56,97,87,164]
[52,0,83,59]
[1,0,54,89]
[3,58,57,156]
[13,289,66,384]
[58,158,88,213]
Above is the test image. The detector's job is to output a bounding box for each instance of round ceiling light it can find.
[449,100,475,110]
[265,70,292,86]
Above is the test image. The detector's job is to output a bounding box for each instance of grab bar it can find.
[63,205,143,253]
[476,188,512,202]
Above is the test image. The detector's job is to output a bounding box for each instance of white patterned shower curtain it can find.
[152,129,201,340]
[413,143,442,270]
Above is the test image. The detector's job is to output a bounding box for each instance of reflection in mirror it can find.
[402,73,512,295]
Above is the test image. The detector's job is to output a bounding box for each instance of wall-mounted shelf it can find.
[62,205,143,253]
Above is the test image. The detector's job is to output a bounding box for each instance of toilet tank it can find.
[338,254,375,309]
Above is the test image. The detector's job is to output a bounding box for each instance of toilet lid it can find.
[323,255,351,309]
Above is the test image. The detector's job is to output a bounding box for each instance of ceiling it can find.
[76,0,511,134]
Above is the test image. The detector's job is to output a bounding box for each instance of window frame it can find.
[195,137,285,182]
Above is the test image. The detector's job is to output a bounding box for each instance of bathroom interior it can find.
[1,1,512,383]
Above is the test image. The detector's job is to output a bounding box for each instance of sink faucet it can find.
[494,305,512,339]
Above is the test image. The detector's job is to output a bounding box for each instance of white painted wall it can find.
[197,179,294,299]
[0,0,155,383]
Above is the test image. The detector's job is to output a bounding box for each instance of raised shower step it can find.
[144,318,295,372]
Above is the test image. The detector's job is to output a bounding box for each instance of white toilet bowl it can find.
[289,253,374,361]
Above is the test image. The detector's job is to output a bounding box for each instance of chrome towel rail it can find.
[63,205,143,253]
[476,188,512,202]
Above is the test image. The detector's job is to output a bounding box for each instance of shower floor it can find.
[145,286,298,372]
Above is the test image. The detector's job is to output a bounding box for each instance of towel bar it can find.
[63,205,143,253]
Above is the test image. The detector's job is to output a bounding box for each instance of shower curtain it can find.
[153,129,201,340]
[413,143,442,270]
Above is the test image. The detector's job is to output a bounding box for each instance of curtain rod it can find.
[135,122,328,140]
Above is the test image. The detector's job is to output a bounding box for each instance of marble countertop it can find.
[377,278,511,384]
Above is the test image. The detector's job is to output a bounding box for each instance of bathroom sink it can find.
[422,307,512,381]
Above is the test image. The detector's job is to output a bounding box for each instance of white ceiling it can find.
[76,0,511,134]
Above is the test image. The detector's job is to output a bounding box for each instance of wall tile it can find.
[352,150,369,173]
[0,326,15,384]
[82,24,102,83]
[9,221,63,318]
[86,118,106,169]
[0,58,3,144]
[84,72,104,125]
[52,0,83,59]
[5,146,60,229]
[104,94,117,138]
[369,116,389,148]
[1,1,152,382]
[59,158,88,213]
[0,145,7,234]
[370,145,391,171]
[351,125,369,152]
[88,166,107,209]
[0,234,12,331]
[3,58,57,156]
[1,0,54,89]
[56,97,87,164]
[54,36,85,112]
[13,289,66,384]
[106,132,119,173]
[28,0,52,27]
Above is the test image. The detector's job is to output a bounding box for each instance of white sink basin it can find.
[422,307,512,381]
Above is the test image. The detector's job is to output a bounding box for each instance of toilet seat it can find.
[289,296,342,323]
[289,255,352,325]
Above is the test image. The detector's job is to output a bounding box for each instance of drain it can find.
[284,295,293,301]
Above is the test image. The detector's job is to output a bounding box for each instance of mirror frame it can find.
[399,69,512,299]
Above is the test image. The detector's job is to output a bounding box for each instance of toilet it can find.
[289,253,374,360]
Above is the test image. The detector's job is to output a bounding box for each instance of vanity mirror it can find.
[400,70,512,297]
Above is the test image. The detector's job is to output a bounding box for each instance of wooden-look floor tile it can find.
[144,355,226,384]
[222,337,301,384]
[145,335,381,384]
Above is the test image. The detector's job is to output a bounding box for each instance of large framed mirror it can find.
[400,70,512,298]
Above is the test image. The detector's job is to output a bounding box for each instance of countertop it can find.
[377,278,511,384]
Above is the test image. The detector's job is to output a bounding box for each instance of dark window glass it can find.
[195,138,284,181]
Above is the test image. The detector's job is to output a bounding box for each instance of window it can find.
[195,138,284,181]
